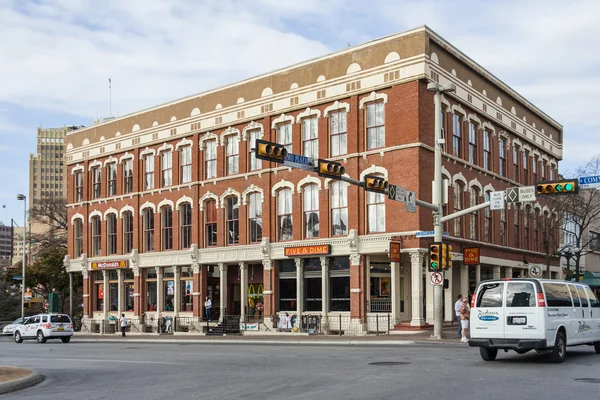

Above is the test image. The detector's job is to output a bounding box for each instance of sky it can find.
[0,0,599,224]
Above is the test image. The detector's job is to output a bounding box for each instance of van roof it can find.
[476,278,591,290]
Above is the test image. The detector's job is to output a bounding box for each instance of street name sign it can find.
[580,175,600,189]
[388,184,406,203]
[416,230,449,238]
[490,191,505,210]
[405,190,416,213]
[283,153,315,171]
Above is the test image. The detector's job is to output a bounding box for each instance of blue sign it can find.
[416,231,449,238]
[580,175,600,189]
[12,276,23,280]
[283,153,315,171]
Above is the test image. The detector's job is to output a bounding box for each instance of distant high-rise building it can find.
[0,222,12,268]
[29,126,84,208]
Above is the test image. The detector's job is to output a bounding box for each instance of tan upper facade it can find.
[66,26,563,167]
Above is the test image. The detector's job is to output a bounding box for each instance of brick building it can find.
[65,26,563,334]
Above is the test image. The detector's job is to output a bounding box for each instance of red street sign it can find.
[463,247,480,265]
[389,242,401,262]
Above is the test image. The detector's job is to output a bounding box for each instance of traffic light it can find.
[254,139,288,164]
[428,242,442,272]
[441,244,453,269]
[317,159,345,179]
[364,174,388,194]
[536,179,579,196]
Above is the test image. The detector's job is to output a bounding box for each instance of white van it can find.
[469,278,600,363]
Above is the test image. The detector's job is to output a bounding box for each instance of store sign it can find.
[91,260,128,269]
[389,242,401,262]
[463,247,480,265]
[240,323,259,331]
[284,245,331,257]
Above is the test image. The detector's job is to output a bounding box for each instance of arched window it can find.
[453,183,464,237]
[205,200,217,247]
[180,146,192,184]
[248,130,261,171]
[303,184,319,238]
[123,159,133,194]
[248,193,262,243]
[107,214,117,255]
[513,205,520,248]
[302,118,318,159]
[143,208,155,252]
[366,102,385,150]
[483,131,491,171]
[144,155,154,190]
[484,191,493,242]
[74,219,83,257]
[278,189,293,241]
[179,203,192,249]
[533,211,539,252]
[226,134,239,175]
[162,151,172,187]
[500,209,507,246]
[469,188,479,240]
[524,205,531,250]
[331,181,348,236]
[468,121,477,164]
[161,206,173,251]
[107,163,117,196]
[91,216,101,256]
[205,140,217,179]
[123,211,134,253]
[226,197,239,245]
[452,113,462,158]
[92,167,102,199]
[367,183,385,233]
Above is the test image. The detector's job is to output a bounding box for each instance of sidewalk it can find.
[0,367,44,395]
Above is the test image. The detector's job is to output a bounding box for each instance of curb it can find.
[0,368,44,395]
[73,338,418,346]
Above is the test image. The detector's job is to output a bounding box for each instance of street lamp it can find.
[17,194,26,321]
[426,81,456,339]
[558,245,581,281]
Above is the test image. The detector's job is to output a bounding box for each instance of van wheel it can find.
[14,331,23,344]
[61,337,71,343]
[36,331,47,344]
[550,332,566,363]
[480,347,498,361]
[593,342,600,354]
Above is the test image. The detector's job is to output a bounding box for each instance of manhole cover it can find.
[369,362,410,366]
[575,378,600,384]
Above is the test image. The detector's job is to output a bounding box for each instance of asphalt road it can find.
[1,336,600,400]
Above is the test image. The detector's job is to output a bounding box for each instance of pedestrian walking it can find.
[459,298,471,342]
[454,294,463,338]
[120,313,127,337]
[204,297,212,321]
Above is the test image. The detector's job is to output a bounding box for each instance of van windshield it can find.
[477,283,503,307]
[506,282,536,307]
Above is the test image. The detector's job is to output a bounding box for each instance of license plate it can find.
[512,317,526,325]
[57,327,64,331]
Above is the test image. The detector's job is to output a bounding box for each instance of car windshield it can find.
[50,315,71,323]
[12,318,22,324]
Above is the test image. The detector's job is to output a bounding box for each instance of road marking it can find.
[2,357,184,366]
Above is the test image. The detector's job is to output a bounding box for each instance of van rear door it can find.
[504,281,542,340]
[472,282,505,339]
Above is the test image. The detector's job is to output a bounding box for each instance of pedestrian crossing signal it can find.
[429,242,442,272]
[255,139,287,163]
[536,179,579,196]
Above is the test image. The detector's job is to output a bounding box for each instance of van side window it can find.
[542,283,573,307]
[568,285,581,307]
[506,282,535,307]
[477,283,503,307]
[584,287,600,308]
[41,316,48,323]
[576,286,589,307]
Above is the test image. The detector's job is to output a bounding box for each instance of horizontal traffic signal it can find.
[428,242,442,272]
[255,139,287,163]
[364,174,388,194]
[317,159,345,179]
[536,179,579,196]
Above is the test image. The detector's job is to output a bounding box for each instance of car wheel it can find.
[36,330,47,344]
[14,331,23,344]
[593,342,600,354]
[480,347,498,361]
[61,337,71,343]
[550,332,566,363]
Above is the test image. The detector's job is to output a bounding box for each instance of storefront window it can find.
[305,278,322,311]
[164,280,175,311]
[330,257,350,271]
[330,276,350,311]
[124,282,134,312]
[303,258,321,272]
[94,270,104,311]
[181,279,193,312]
[370,262,391,312]
[146,269,157,311]
[109,282,118,311]
[278,259,296,273]
[279,278,297,311]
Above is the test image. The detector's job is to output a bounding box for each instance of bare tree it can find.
[28,195,68,252]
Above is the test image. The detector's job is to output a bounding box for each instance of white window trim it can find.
[199,132,218,151]
[71,213,84,225]
[139,147,156,160]
[451,104,466,119]
[219,187,241,209]
[467,113,481,125]
[483,184,496,193]
[175,137,194,150]
[359,165,388,180]
[103,208,118,220]
[242,184,264,206]
[71,164,84,175]
[119,152,135,164]
[295,107,321,123]
[139,201,156,214]
[88,160,102,171]
[271,180,295,197]
[468,179,483,193]
[119,205,135,218]
[482,122,495,134]
[176,196,194,210]
[324,175,350,189]
[199,191,219,211]
[89,210,103,222]
[242,121,264,142]
[271,113,295,129]
[220,127,241,147]
[323,100,350,117]
[157,143,174,154]
[359,91,388,109]
[297,175,322,193]
[103,156,117,167]
[158,198,175,210]
[452,173,468,190]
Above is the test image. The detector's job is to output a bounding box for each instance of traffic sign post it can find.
[430,272,443,286]
[580,175,600,190]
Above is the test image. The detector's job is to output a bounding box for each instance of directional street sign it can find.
[416,231,449,238]
[430,272,443,286]
[388,184,406,203]
[490,191,505,210]
[580,175,600,189]
[283,153,315,171]
[506,187,519,203]
[405,190,416,213]
[518,186,536,202]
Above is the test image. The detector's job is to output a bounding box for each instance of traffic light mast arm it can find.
[440,201,491,223]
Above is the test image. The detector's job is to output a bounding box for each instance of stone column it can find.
[102,270,109,321]
[82,269,91,318]
[426,270,434,325]
[349,253,365,322]
[320,256,329,330]
[156,267,163,321]
[132,267,141,317]
[505,267,513,279]
[493,266,501,280]
[219,263,227,321]
[295,258,303,329]
[410,252,424,326]
[239,262,247,322]
[262,260,274,325]
[391,261,401,325]
[192,263,201,319]
[174,266,180,316]
[475,264,481,285]
[117,269,124,316]
[444,266,453,322]
[460,264,469,299]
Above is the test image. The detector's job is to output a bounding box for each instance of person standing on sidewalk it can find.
[459,298,471,342]
[454,294,463,338]
[204,297,212,321]
[120,314,127,337]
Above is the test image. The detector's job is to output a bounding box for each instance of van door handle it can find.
[582,309,585,318]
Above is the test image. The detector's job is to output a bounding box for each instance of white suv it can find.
[14,314,74,344]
